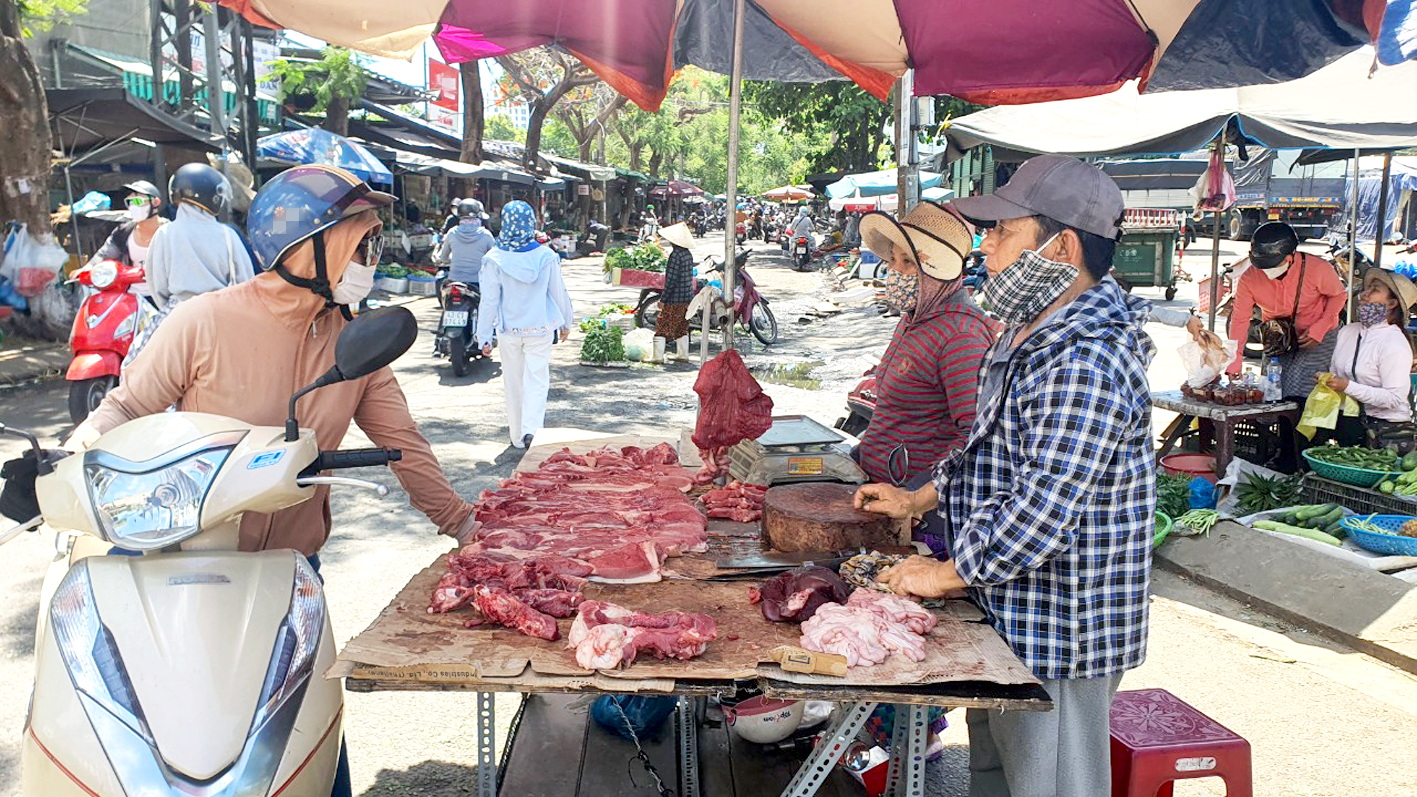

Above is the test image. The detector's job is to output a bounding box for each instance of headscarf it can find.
[497,200,538,252]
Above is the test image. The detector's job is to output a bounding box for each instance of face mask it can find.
[331,260,376,305]
[460,217,482,228]
[1358,301,1389,327]
[884,268,920,314]
[978,234,1077,325]
[1258,262,1290,280]
[127,202,152,222]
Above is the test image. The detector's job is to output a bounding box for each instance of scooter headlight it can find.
[250,557,324,733]
[85,447,232,549]
[49,561,151,742]
[89,261,118,289]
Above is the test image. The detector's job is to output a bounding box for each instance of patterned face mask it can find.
[884,268,920,314]
[1358,300,1389,327]
[977,235,1077,325]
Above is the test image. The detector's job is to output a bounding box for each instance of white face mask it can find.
[1259,262,1290,280]
[331,260,376,305]
[127,203,153,222]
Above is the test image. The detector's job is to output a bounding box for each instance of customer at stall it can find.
[477,200,576,449]
[1225,221,1347,398]
[854,155,1154,797]
[854,201,996,548]
[1321,268,1417,445]
[653,222,696,363]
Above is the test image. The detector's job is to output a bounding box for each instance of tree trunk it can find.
[460,60,484,164]
[1,0,71,340]
[523,96,554,170]
[647,150,663,180]
[322,94,349,136]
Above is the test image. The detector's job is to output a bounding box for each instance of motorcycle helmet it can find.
[1249,222,1299,270]
[457,198,487,220]
[123,180,163,201]
[168,163,231,215]
[247,164,394,315]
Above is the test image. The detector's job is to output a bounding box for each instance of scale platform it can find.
[729,415,867,486]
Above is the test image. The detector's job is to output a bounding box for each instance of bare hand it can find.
[854,483,915,519]
[1328,375,1350,392]
[559,326,571,341]
[481,344,493,357]
[878,556,966,599]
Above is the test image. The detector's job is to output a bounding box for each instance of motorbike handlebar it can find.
[301,447,403,476]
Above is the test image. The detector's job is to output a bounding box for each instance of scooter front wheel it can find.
[747,301,779,345]
[68,376,118,424]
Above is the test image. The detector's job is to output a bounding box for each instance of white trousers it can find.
[499,332,554,443]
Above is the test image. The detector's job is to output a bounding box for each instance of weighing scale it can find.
[728,415,867,486]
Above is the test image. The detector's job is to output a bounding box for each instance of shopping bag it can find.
[1,224,68,298]
[1296,373,1358,439]
[1179,332,1236,388]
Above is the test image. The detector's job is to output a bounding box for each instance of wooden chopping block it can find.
[762,483,894,553]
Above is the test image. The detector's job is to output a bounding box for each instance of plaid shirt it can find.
[933,279,1155,680]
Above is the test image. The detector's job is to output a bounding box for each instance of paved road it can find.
[1,233,1415,796]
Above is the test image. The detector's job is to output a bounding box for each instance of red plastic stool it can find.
[1109,689,1252,797]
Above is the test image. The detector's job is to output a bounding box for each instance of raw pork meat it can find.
[701,480,769,522]
[513,588,584,618]
[691,351,773,484]
[585,541,666,582]
[471,586,560,640]
[568,600,718,670]
[751,566,849,623]
[798,590,936,667]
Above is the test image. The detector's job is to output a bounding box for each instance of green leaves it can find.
[268,47,366,114]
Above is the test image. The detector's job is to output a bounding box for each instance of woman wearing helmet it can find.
[144,163,254,312]
[1225,221,1347,398]
[73,164,479,554]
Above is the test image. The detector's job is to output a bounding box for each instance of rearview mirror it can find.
[334,306,418,380]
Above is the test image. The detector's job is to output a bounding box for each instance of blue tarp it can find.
[826,169,943,199]
[257,128,394,186]
[1343,166,1417,243]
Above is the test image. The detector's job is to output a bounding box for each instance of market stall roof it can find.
[942,46,1417,160]
[544,155,616,182]
[825,168,943,199]
[220,0,1417,109]
[48,87,223,156]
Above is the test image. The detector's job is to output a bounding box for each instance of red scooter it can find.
[66,259,144,422]
[633,249,779,345]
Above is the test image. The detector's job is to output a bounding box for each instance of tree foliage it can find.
[743,81,891,175]
[494,47,598,168]
[268,47,367,136]
[15,0,85,34]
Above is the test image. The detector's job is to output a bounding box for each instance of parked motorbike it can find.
[792,236,812,271]
[834,366,878,437]
[434,274,482,377]
[2,306,416,797]
[633,249,779,345]
[65,259,145,424]
[735,222,747,245]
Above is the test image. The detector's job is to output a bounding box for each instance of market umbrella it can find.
[825,169,943,199]
[257,128,394,186]
[649,180,706,198]
[760,186,813,201]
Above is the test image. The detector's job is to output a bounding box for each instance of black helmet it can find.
[457,198,486,219]
[169,163,231,215]
[123,180,163,201]
[1249,222,1299,270]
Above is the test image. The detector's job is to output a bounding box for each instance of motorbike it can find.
[735,222,747,245]
[65,259,145,424]
[835,366,878,437]
[692,215,707,237]
[792,236,812,271]
[2,306,416,797]
[633,249,779,345]
[434,273,482,377]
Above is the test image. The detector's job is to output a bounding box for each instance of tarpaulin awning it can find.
[257,128,394,185]
[545,155,616,182]
[49,87,223,155]
[825,168,942,199]
[220,0,1416,109]
[942,46,1417,160]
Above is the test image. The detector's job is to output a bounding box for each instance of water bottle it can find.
[1264,358,1283,402]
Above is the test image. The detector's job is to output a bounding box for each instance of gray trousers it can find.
[966,673,1123,797]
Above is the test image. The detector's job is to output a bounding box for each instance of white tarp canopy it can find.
[944,46,1417,160]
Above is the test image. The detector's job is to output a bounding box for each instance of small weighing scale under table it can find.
[728,415,867,486]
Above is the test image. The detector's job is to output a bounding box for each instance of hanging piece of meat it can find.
[568,600,719,670]
[691,350,774,484]
[748,565,850,623]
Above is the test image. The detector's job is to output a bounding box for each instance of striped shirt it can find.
[858,287,997,486]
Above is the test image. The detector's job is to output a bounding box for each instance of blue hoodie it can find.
[476,245,575,347]
[438,220,495,284]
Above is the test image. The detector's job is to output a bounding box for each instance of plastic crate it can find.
[1301,475,1417,516]
[1231,420,1285,469]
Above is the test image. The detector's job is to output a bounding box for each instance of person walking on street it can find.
[477,200,575,449]
[654,222,697,363]
[854,155,1155,797]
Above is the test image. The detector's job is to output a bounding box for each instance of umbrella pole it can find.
[1206,127,1226,333]
[721,0,746,355]
[1349,148,1362,318]
[1374,151,1393,270]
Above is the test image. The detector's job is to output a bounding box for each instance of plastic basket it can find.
[1300,450,1396,488]
[1337,515,1417,556]
[1153,512,1173,549]
[1302,476,1417,517]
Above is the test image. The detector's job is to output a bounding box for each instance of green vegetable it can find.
[1253,520,1343,546]
[1178,509,1219,534]
[1402,451,1417,471]
[1294,503,1336,522]
[1380,480,1398,494]
[1157,472,1192,518]
[1315,506,1346,527]
[1233,472,1305,514]
[1306,445,1398,471]
[603,242,667,274]
[579,325,625,364]
[376,265,410,278]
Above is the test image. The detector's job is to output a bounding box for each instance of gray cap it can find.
[950,154,1125,241]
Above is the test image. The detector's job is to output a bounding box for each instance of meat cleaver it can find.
[714,550,855,573]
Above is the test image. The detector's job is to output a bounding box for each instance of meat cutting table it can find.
[334,435,1051,797]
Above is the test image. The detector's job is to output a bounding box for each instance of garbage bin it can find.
[1115,209,1181,300]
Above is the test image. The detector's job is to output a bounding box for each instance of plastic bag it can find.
[1179,334,1236,388]
[622,327,655,362]
[590,695,677,741]
[1,225,68,298]
[1296,373,1359,439]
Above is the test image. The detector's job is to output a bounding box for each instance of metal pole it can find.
[721,0,746,353]
[1206,127,1227,333]
[1349,148,1362,317]
[894,78,907,212]
[203,3,229,171]
[1374,151,1394,271]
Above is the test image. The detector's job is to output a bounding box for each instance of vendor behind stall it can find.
[1225,222,1346,398]
[1321,268,1417,446]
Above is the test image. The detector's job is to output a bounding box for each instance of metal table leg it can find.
[882,705,929,797]
[476,691,497,797]
[781,701,877,797]
[677,697,701,797]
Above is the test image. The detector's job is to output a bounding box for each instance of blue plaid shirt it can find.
[933,279,1155,680]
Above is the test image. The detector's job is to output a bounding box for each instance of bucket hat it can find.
[859,201,972,280]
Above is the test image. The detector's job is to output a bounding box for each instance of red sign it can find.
[428,59,460,111]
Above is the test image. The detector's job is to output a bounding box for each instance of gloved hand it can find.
[446,514,480,547]
[878,555,966,600]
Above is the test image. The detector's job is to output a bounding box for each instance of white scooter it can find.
[0,306,418,796]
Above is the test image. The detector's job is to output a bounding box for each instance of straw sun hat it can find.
[1363,267,1417,314]
[858,201,972,280]
[658,222,695,250]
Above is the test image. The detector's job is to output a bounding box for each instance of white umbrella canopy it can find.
[761,186,814,201]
